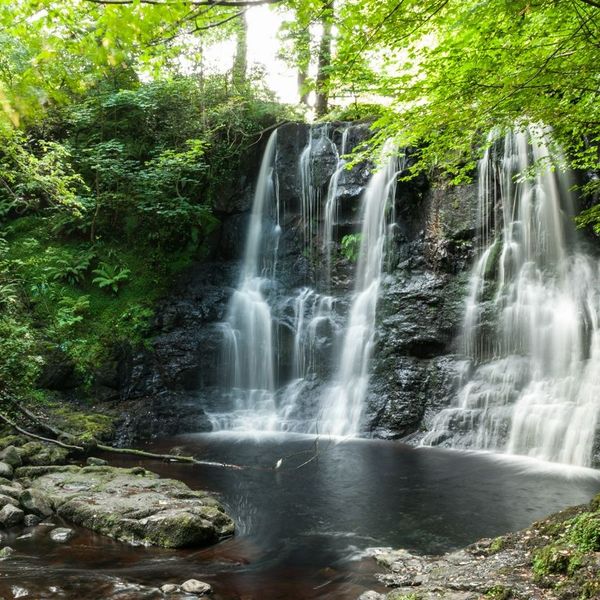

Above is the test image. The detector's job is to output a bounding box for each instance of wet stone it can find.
[23,514,41,527]
[0,462,13,479]
[49,527,75,542]
[160,584,180,593]
[19,489,53,518]
[0,494,18,509]
[0,546,14,559]
[181,579,212,595]
[86,457,108,467]
[0,446,22,468]
[0,504,24,527]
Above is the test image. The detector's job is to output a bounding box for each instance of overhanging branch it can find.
[82,0,283,7]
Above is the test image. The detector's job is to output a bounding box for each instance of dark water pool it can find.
[2,433,600,599]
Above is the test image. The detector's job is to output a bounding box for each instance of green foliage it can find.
[532,544,572,578]
[575,202,600,237]
[569,512,600,552]
[488,537,505,555]
[340,233,362,263]
[324,103,385,123]
[0,131,87,219]
[46,251,95,285]
[92,262,131,294]
[485,586,512,600]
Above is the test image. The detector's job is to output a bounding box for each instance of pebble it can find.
[49,528,75,543]
[181,579,212,595]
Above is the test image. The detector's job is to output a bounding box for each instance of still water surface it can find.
[2,433,600,599]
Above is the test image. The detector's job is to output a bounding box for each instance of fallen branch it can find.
[0,406,243,469]
[0,412,84,451]
[96,443,243,470]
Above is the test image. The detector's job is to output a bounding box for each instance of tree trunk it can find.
[232,12,248,88]
[315,3,333,117]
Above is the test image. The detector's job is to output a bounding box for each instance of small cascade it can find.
[423,126,600,466]
[320,142,401,436]
[298,126,337,261]
[323,128,350,286]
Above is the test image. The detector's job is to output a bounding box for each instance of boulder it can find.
[0,446,22,468]
[23,465,234,548]
[0,483,23,499]
[0,504,24,527]
[160,584,179,594]
[0,494,18,509]
[86,457,108,467]
[0,546,14,559]
[0,462,13,479]
[19,489,53,518]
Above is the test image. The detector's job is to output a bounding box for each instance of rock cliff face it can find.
[49,122,479,444]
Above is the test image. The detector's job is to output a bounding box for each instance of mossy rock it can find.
[46,404,115,442]
[23,465,234,549]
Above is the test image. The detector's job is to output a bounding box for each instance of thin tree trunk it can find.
[232,11,248,88]
[315,3,333,117]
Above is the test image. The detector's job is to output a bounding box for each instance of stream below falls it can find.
[1,434,600,599]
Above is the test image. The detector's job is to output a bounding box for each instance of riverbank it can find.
[360,493,600,600]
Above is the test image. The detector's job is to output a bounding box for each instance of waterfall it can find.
[210,124,399,437]
[214,131,279,431]
[319,142,400,436]
[423,126,600,467]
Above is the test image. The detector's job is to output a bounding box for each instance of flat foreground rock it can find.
[15,465,234,548]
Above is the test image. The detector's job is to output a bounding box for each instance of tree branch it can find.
[82,0,283,7]
[579,0,600,9]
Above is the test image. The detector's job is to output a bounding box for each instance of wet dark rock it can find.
[219,213,250,260]
[0,504,24,527]
[37,347,81,391]
[23,514,41,527]
[23,465,234,548]
[115,391,212,446]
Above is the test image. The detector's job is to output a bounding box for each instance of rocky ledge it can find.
[18,464,234,548]
[0,436,234,551]
[360,493,600,600]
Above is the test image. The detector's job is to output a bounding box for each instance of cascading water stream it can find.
[214,131,279,431]
[422,126,600,467]
[319,142,400,436]
[323,128,350,286]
